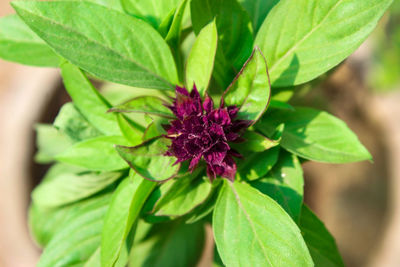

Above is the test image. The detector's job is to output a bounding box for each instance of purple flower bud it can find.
[165,85,251,181]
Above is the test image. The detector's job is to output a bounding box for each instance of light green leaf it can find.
[300,205,344,267]
[213,181,313,267]
[109,96,173,118]
[116,115,144,146]
[56,136,130,171]
[61,62,121,136]
[165,0,188,47]
[54,103,102,142]
[129,221,205,267]
[121,0,181,29]
[237,146,279,181]
[223,47,271,123]
[150,175,212,217]
[37,192,112,267]
[116,137,180,181]
[233,130,279,153]
[255,0,393,87]
[0,14,59,66]
[13,1,178,89]
[186,20,218,96]
[238,0,280,33]
[191,0,253,87]
[256,107,372,163]
[251,152,304,221]
[101,173,156,267]
[35,124,73,163]
[32,169,122,208]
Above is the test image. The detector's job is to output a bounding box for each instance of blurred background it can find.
[1,1,400,266]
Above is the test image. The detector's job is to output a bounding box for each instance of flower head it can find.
[164,85,251,181]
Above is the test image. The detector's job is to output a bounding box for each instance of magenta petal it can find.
[203,94,214,113]
[176,85,189,96]
[189,154,202,170]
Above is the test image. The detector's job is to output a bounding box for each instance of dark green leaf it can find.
[116,137,180,181]
[191,0,253,87]
[237,146,279,181]
[54,103,102,142]
[213,181,313,266]
[300,205,344,267]
[238,0,280,33]
[13,1,179,89]
[251,152,304,221]
[129,221,205,267]
[165,0,188,47]
[109,96,173,119]
[223,47,271,123]
[101,173,156,267]
[255,0,393,87]
[56,136,130,171]
[186,20,218,96]
[256,107,372,163]
[0,14,59,66]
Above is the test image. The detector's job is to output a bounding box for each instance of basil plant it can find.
[0,0,392,266]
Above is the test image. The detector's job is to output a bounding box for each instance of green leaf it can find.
[54,103,102,142]
[101,173,156,267]
[32,169,122,208]
[300,205,344,267]
[150,174,212,217]
[269,99,295,110]
[116,137,180,182]
[223,47,271,123]
[37,192,112,267]
[165,0,188,47]
[13,1,179,89]
[56,136,130,171]
[121,0,181,29]
[251,152,304,221]
[237,146,279,181]
[255,0,393,87]
[256,107,372,163]
[238,0,280,33]
[61,62,121,136]
[213,181,313,267]
[185,20,218,96]
[109,96,174,118]
[0,14,59,66]
[35,124,73,163]
[233,130,279,153]
[129,221,205,267]
[191,0,253,87]
[117,115,144,146]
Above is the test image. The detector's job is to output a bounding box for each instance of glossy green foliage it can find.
[110,96,173,118]
[256,107,372,163]
[13,1,179,89]
[116,138,180,181]
[191,0,253,87]
[235,131,279,152]
[186,20,218,96]
[224,47,271,123]
[251,152,304,221]
[101,174,156,267]
[255,0,393,87]
[213,181,313,267]
[300,205,344,267]
[121,0,181,29]
[56,136,130,171]
[0,14,59,66]
[237,146,279,181]
[129,221,205,267]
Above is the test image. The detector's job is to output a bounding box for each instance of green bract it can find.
[0,0,391,266]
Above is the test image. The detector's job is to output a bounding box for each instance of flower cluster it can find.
[164,86,250,181]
